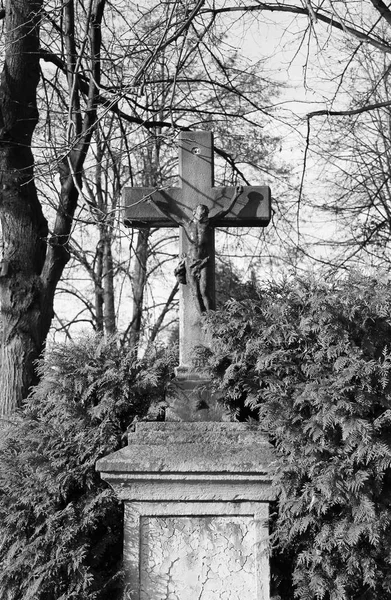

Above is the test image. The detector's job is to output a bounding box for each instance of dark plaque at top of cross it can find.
[124,130,271,369]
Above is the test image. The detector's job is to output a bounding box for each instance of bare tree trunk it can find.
[129,228,150,348]
[94,128,117,336]
[0,0,106,416]
[128,134,164,350]
[146,282,179,349]
[0,0,47,416]
[93,234,115,335]
[103,239,116,335]
[95,240,104,332]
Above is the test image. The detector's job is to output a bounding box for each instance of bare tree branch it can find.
[369,0,391,27]
[307,99,391,118]
[203,3,391,53]
[146,282,179,349]
[132,0,206,86]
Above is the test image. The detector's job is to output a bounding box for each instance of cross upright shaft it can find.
[124,131,271,369]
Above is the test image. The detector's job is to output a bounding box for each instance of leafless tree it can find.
[0,0,287,417]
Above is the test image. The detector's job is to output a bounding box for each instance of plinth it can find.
[96,421,275,600]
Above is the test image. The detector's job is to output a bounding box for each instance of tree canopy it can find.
[0,0,285,416]
[2,0,391,415]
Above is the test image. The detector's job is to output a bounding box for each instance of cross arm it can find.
[210,185,271,228]
[212,185,243,220]
[123,187,184,228]
[123,184,271,228]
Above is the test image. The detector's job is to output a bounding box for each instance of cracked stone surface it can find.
[139,516,256,599]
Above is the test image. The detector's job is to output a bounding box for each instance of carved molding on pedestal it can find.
[97,422,275,600]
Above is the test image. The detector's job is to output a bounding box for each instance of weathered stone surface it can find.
[123,501,270,600]
[97,422,275,504]
[97,416,275,599]
[123,132,271,229]
[165,374,229,421]
[140,516,256,599]
[129,421,268,444]
[123,186,271,229]
[97,422,274,479]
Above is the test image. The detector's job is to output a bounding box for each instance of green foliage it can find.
[215,261,260,309]
[0,335,174,600]
[204,275,391,600]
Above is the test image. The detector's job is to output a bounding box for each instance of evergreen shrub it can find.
[0,335,173,600]
[204,275,391,600]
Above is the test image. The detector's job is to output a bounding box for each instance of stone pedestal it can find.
[96,422,275,600]
[166,369,227,421]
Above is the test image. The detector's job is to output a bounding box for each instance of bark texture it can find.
[0,0,106,416]
[0,0,47,417]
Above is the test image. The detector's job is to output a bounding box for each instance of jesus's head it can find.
[193,204,209,221]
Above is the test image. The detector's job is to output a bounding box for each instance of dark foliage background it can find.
[204,274,391,600]
[3,274,391,600]
[0,336,174,600]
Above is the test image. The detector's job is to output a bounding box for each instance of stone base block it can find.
[96,422,275,600]
[124,501,269,600]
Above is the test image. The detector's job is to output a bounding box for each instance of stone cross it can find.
[98,133,275,597]
[124,131,271,369]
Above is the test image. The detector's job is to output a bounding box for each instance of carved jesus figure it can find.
[147,185,243,313]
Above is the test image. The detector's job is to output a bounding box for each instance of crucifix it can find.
[124,131,271,371]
